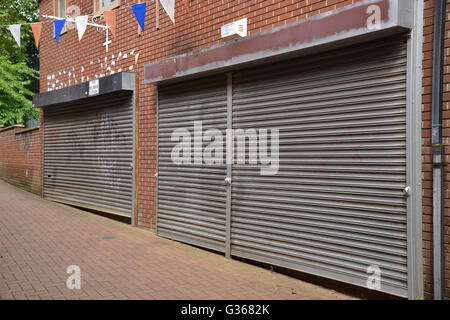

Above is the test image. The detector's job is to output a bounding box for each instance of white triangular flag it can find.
[75,15,89,41]
[160,0,175,24]
[9,24,21,47]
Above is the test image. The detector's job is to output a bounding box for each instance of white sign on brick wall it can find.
[89,79,99,96]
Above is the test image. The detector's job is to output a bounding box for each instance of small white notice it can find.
[89,79,99,96]
[221,18,247,39]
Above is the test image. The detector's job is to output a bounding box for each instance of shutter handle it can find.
[403,186,411,196]
[225,177,232,185]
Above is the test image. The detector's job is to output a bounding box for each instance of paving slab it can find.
[0,179,354,300]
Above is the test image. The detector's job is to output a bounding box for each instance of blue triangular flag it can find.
[54,19,66,44]
[132,2,147,32]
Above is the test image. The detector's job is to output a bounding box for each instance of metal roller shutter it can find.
[43,92,134,217]
[157,76,228,252]
[230,37,409,297]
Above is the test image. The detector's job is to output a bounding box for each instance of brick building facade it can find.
[29,0,449,299]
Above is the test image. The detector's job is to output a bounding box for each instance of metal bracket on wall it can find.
[432,145,448,167]
[432,162,449,168]
[42,14,111,52]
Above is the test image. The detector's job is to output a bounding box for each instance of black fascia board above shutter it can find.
[32,72,135,108]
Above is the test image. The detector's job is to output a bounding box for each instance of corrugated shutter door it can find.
[43,92,134,217]
[231,37,409,297]
[157,76,228,252]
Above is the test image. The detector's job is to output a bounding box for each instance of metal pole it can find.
[225,73,233,259]
[431,0,446,301]
[42,15,109,29]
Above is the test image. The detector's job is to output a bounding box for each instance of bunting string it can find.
[0,0,191,49]
[0,0,191,27]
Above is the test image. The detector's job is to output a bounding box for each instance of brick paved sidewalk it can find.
[0,179,354,300]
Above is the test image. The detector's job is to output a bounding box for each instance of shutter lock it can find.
[403,186,411,196]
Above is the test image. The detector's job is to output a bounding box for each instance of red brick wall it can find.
[36,0,450,299]
[422,0,434,298]
[0,126,42,194]
[422,0,450,300]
